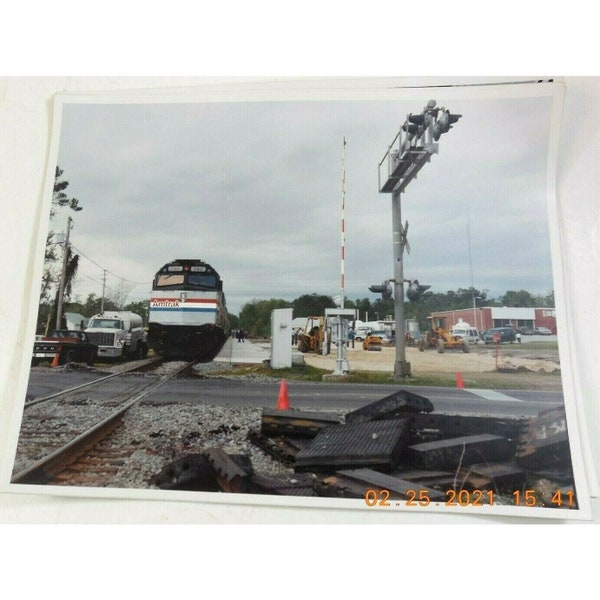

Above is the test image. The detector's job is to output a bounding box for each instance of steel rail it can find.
[11,360,196,484]
[23,358,164,408]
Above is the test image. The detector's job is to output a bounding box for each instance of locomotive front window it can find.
[156,274,185,287]
[188,273,217,288]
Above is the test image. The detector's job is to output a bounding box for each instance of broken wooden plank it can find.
[260,408,343,438]
[251,472,318,496]
[515,407,573,472]
[314,474,369,499]
[456,461,526,493]
[408,413,525,444]
[247,430,307,466]
[335,468,446,501]
[408,434,514,471]
[206,448,255,493]
[389,468,458,490]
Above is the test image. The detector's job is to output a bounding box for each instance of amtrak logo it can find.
[151,300,180,307]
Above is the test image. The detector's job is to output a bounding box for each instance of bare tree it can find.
[105,279,135,310]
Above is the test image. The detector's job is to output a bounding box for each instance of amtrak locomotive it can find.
[148,259,229,360]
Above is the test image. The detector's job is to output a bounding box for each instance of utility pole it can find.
[55,217,72,330]
[391,189,410,377]
[377,100,461,378]
[100,269,106,314]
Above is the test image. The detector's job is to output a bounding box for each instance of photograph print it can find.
[5,78,592,520]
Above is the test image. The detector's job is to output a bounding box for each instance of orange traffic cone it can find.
[456,372,464,389]
[51,351,60,368]
[276,379,290,410]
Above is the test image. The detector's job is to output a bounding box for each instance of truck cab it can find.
[32,329,98,366]
[85,311,148,360]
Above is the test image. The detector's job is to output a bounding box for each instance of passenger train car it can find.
[148,259,229,360]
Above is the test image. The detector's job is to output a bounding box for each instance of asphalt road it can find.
[22,369,564,419]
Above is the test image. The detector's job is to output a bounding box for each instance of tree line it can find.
[235,288,555,338]
[44,286,554,339]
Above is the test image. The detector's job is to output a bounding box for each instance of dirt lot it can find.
[302,341,563,390]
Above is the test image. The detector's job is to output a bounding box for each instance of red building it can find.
[427,306,556,334]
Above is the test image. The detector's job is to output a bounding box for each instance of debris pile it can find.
[151,388,577,509]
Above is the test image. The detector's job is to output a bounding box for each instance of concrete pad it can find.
[214,337,271,365]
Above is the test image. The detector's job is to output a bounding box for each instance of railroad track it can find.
[23,357,166,408]
[11,360,197,485]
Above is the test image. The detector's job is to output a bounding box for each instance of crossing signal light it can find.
[406,280,431,302]
[407,113,425,126]
[402,120,420,137]
[433,109,462,141]
[369,281,393,300]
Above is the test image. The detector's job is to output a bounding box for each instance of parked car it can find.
[534,326,552,335]
[353,327,371,342]
[451,325,480,344]
[517,326,534,335]
[482,327,516,344]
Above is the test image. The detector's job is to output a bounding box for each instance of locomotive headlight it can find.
[190,266,207,272]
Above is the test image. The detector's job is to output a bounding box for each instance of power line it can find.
[76,269,143,296]
[70,243,151,286]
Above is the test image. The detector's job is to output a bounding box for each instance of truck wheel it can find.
[437,339,445,353]
[64,350,75,364]
[462,341,470,353]
[87,350,96,366]
[31,358,39,367]
[418,339,424,352]
[141,343,148,359]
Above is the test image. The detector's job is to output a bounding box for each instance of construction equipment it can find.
[297,316,329,354]
[418,316,469,353]
[362,332,383,351]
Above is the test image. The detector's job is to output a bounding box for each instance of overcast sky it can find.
[46,83,557,316]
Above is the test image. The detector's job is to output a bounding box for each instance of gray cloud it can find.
[51,88,557,314]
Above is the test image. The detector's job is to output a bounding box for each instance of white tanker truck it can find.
[85,311,148,360]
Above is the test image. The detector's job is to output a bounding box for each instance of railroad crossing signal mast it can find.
[377,100,461,378]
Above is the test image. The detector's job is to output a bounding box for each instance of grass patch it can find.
[223,363,329,382]
[227,363,562,391]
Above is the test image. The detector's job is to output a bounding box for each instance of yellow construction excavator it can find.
[418,316,469,353]
[297,316,329,354]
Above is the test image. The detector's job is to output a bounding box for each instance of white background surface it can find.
[0,5,597,591]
